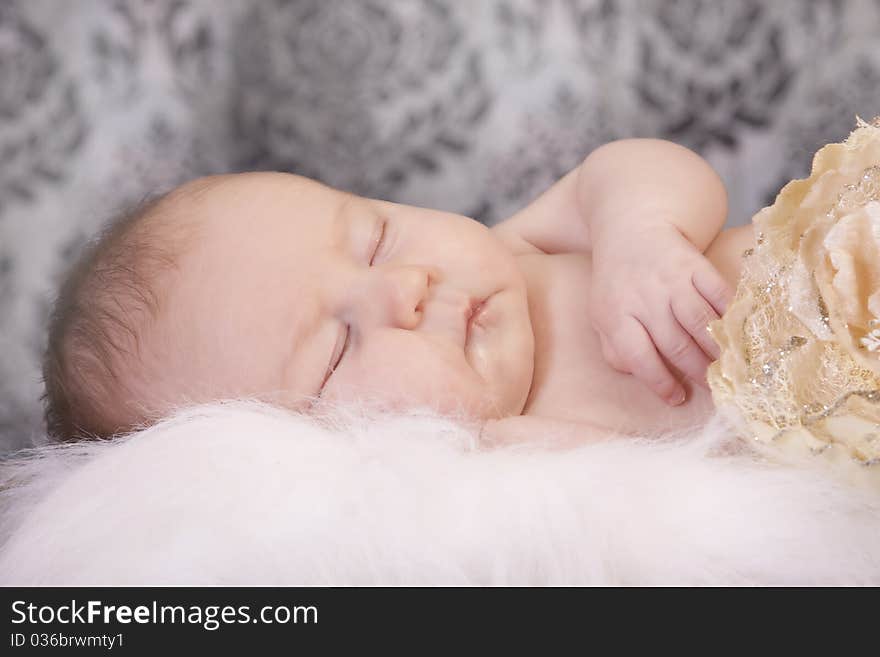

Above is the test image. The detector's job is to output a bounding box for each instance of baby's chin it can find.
[480,287,536,417]
[494,364,534,418]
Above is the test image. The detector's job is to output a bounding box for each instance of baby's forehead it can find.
[166,172,352,290]
[198,171,340,205]
[170,172,351,236]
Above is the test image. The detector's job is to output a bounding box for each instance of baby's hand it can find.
[589,223,732,405]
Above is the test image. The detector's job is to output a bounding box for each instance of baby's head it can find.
[43,172,535,440]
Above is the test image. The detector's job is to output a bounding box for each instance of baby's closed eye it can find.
[320,323,351,395]
[369,218,388,265]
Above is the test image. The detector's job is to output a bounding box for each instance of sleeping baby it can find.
[43,138,756,446]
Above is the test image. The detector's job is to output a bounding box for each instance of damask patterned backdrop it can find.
[2,0,880,454]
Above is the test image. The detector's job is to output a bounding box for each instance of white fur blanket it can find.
[1,401,878,585]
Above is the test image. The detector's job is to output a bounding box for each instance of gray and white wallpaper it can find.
[2,0,880,454]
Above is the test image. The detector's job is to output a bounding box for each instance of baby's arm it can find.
[492,139,731,405]
[492,138,727,256]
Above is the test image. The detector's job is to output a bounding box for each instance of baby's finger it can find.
[648,306,712,389]
[599,331,629,373]
[671,293,720,360]
[692,265,732,315]
[614,315,686,405]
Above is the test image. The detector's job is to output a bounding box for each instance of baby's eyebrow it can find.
[332,194,379,254]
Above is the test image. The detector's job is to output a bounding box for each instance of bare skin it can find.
[490,223,754,445]
[124,139,752,448]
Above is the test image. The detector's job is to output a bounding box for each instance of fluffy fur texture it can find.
[1,401,878,585]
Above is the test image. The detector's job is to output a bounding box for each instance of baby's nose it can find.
[367,264,438,330]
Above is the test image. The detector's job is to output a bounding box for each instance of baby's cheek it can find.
[331,345,487,415]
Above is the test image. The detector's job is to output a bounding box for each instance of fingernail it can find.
[669,388,686,405]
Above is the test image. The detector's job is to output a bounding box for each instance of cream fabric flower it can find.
[813,200,880,368]
[708,118,880,491]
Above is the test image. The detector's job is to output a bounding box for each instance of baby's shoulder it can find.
[488,168,589,256]
[489,213,545,257]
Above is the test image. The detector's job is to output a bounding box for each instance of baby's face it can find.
[151,172,535,420]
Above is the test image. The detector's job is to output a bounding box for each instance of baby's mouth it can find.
[465,293,495,343]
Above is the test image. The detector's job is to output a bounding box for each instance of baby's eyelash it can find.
[318,324,350,398]
[369,220,387,266]
[328,324,350,378]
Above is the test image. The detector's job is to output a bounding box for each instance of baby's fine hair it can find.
[42,186,199,441]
